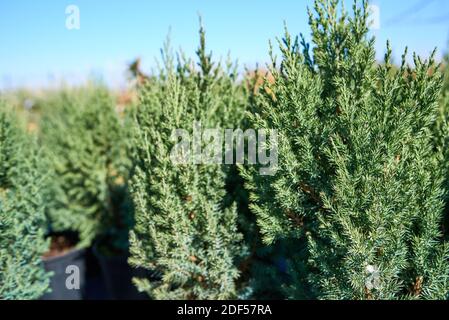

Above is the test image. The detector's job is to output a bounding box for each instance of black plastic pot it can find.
[41,248,87,300]
[92,244,148,300]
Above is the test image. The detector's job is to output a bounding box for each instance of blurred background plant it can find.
[38,84,133,252]
[0,104,51,299]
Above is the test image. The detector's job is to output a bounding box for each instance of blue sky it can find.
[0,0,448,89]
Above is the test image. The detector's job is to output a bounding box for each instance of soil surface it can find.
[42,233,79,258]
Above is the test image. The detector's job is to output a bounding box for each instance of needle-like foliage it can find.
[243,0,449,299]
[129,25,247,299]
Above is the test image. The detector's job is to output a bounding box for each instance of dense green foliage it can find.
[128,27,248,299]
[1,0,449,301]
[243,0,449,299]
[40,86,132,249]
[438,49,449,241]
[443,50,449,94]
[0,105,50,299]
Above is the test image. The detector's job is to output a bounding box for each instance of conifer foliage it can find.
[0,105,50,299]
[243,0,449,299]
[437,49,449,240]
[129,26,247,299]
[40,86,131,249]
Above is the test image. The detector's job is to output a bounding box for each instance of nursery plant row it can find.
[1,0,449,300]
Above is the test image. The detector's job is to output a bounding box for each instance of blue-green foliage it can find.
[243,0,449,299]
[0,105,50,299]
[436,47,449,242]
[129,27,248,299]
